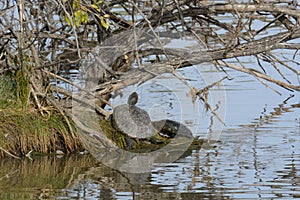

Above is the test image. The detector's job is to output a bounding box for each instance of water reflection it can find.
[0,155,98,199]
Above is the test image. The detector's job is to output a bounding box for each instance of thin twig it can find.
[218,60,300,91]
[0,146,21,159]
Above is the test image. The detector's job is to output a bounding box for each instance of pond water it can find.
[1,63,299,199]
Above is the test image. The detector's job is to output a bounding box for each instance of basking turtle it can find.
[152,119,193,139]
[111,92,157,139]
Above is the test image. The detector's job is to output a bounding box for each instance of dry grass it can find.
[0,109,84,158]
[0,70,84,158]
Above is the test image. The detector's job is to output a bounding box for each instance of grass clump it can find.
[0,109,83,158]
[0,73,83,158]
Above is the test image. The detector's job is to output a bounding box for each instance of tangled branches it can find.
[0,0,299,117]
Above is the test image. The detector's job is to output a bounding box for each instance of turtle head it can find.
[127,92,138,105]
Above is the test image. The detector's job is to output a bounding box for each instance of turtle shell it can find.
[152,119,193,138]
[112,104,157,138]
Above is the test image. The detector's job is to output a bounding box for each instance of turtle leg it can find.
[125,135,135,151]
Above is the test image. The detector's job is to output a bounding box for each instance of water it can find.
[1,66,299,199]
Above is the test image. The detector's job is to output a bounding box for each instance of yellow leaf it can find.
[91,4,98,9]
[65,16,71,26]
[103,14,110,18]
[91,4,101,12]
[100,17,109,30]
[81,14,88,24]
[72,0,80,9]
[95,0,104,5]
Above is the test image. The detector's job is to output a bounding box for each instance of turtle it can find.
[152,119,193,139]
[111,92,157,139]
